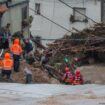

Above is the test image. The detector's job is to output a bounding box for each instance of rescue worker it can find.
[24,39,33,55]
[73,69,84,85]
[1,53,13,79]
[62,67,74,85]
[23,39,33,59]
[10,38,22,72]
[41,54,49,66]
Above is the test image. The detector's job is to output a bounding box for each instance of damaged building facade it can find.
[30,0,101,40]
[0,0,29,35]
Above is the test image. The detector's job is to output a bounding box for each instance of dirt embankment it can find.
[80,64,105,84]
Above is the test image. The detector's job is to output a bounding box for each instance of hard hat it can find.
[64,56,69,63]
[65,67,69,72]
[4,53,11,59]
[14,38,20,44]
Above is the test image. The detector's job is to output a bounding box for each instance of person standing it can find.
[24,39,33,55]
[10,38,23,72]
[3,24,11,50]
[0,28,4,49]
[1,53,13,79]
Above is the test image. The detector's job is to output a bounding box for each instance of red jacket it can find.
[73,74,84,85]
[62,71,74,83]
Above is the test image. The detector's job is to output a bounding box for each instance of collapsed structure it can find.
[47,23,105,65]
[1,23,105,84]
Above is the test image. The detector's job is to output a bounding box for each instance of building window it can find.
[35,3,40,15]
[70,7,88,23]
[22,6,28,21]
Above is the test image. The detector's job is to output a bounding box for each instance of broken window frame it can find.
[72,7,88,23]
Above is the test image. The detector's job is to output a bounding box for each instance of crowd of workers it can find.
[0,38,23,80]
[0,36,84,85]
[0,37,34,80]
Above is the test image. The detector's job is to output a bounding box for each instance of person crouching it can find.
[62,67,74,85]
[1,53,13,79]
[73,69,84,85]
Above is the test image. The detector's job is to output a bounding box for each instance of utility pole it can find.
[101,0,105,23]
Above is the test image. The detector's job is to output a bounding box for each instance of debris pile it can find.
[12,61,60,84]
[47,23,105,65]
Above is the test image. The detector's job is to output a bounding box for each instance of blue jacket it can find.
[25,41,33,53]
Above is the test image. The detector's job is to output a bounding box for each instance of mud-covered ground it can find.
[12,61,60,84]
[80,64,105,84]
[8,61,105,85]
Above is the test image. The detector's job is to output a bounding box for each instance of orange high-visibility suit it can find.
[10,38,22,72]
[10,38,22,55]
[1,53,13,79]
